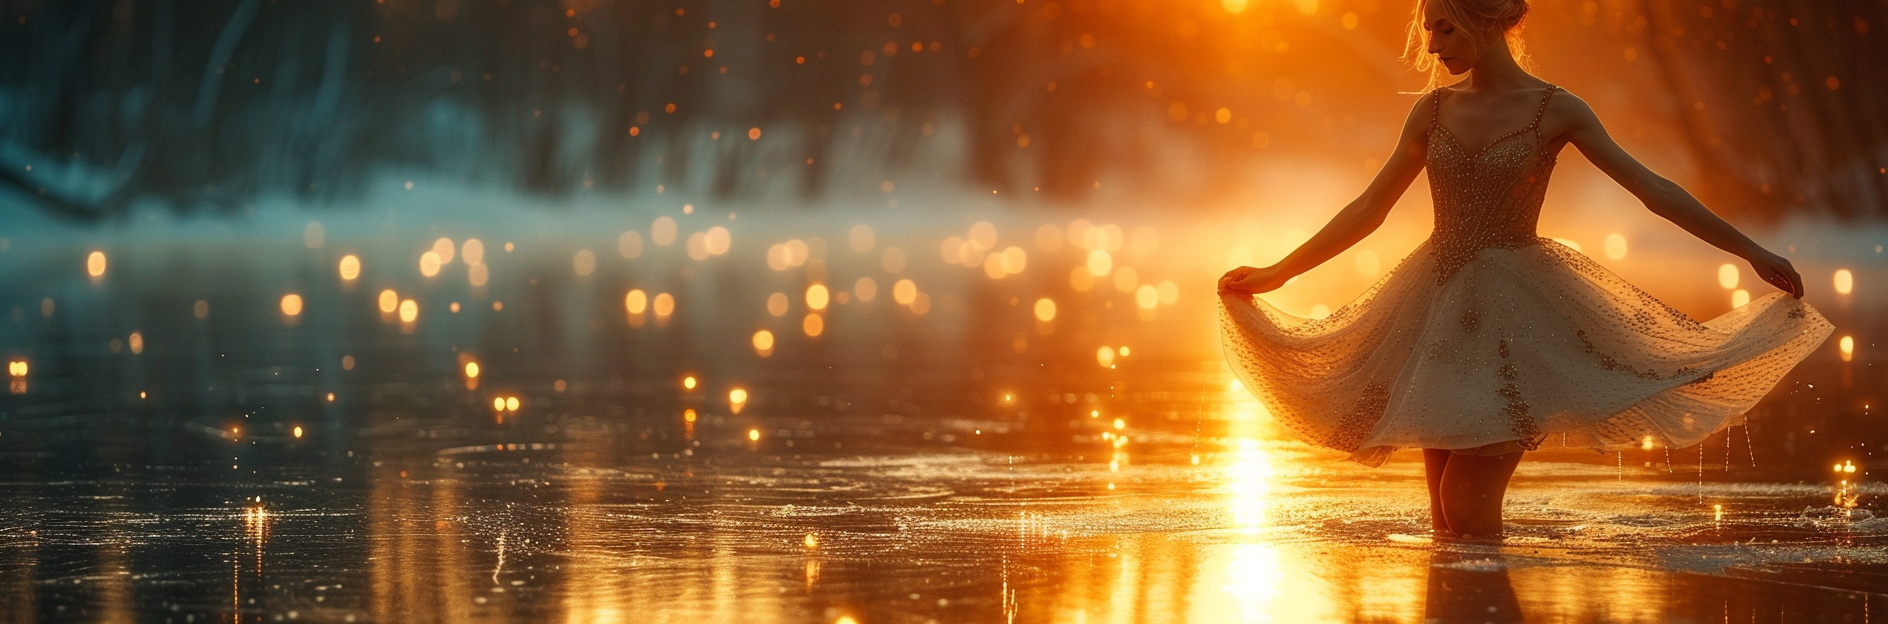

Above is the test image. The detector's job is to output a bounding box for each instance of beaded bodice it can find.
[1425,84,1560,281]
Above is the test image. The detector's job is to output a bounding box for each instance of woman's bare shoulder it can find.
[1544,87,1600,122]
[1542,86,1606,137]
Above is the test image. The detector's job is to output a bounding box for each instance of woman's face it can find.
[1423,3,1477,75]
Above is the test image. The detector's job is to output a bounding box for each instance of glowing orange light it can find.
[1604,234,1628,260]
[86,251,106,277]
[1086,250,1112,277]
[378,290,399,314]
[338,255,361,280]
[464,362,479,378]
[730,388,749,414]
[1032,298,1057,322]
[293,426,304,439]
[748,429,761,441]
[280,294,304,316]
[1835,269,1854,295]
[806,284,830,310]
[892,279,917,305]
[428,238,453,263]
[398,299,418,323]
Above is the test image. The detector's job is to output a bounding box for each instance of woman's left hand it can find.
[1747,249,1804,298]
[1219,265,1289,295]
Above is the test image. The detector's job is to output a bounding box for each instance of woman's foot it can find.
[1432,529,1504,543]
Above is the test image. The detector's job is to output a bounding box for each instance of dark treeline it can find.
[1639,0,1888,221]
[1,0,1884,221]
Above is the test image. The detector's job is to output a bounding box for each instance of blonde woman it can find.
[1216,0,1832,537]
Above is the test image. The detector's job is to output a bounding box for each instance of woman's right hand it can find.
[1218,265,1289,295]
[1746,248,1805,298]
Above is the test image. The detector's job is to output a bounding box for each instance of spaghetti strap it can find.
[1527,84,1558,130]
[1429,88,1443,133]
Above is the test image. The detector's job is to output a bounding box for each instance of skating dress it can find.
[1218,84,1833,466]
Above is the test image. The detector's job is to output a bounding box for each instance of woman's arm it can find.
[1220,92,1437,295]
[1556,93,1804,298]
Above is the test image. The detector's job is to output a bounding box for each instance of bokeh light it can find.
[805,284,830,310]
[892,279,917,305]
[617,231,643,259]
[652,216,678,246]
[848,224,875,252]
[431,238,455,263]
[1604,233,1629,260]
[572,249,596,276]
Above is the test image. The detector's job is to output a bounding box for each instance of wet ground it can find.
[0,202,1883,623]
[1,411,1884,624]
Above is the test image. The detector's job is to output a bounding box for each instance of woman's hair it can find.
[1401,0,1533,92]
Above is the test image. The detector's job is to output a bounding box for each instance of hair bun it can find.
[1502,0,1529,29]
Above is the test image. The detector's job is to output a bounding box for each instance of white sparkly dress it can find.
[1218,85,1833,466]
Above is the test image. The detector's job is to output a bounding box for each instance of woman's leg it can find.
[1422,449,1453,534]
[1437,451,1523,537]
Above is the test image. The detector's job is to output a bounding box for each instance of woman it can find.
[1215,0,1833,538]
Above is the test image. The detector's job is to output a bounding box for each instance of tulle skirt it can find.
[1218,237,1833,466]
